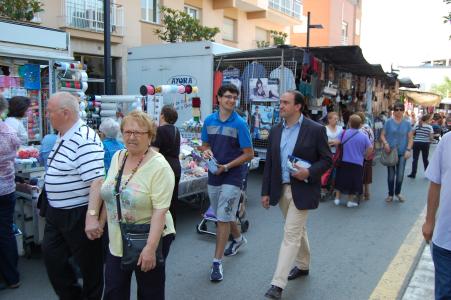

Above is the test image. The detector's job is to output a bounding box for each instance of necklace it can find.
[116,147,150,192]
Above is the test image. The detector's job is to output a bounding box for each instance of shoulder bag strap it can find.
[114,150,128,222]
[342,130,359,146]
[48,140,64,169]
[45,140,64,179]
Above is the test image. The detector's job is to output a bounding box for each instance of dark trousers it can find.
[432,243,451,300]
[410,142,430,176]
[169,176,181,229]
[42,205,103,300]
[104,234,174,300]
[0,192,19,285]
[387,155,407,196]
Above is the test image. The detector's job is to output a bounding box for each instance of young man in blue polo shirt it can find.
[200,84,254,282]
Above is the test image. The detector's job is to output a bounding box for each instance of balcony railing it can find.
[269,0,302,19]
[341,36,349,45]
[61,0,124,36]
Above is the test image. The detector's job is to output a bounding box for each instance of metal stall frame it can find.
[213,46,303,161]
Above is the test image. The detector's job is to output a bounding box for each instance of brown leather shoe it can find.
[264,285,283,299]
[288,266,309,280]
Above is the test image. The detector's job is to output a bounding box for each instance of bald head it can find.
[47,92,81,134]
[49,92,80,117]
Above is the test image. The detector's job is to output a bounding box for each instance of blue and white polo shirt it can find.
[201,111,252,187]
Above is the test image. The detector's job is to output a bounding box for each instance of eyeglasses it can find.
[123,130,148,137]
[394,108,404,112]
[222,95,239,101]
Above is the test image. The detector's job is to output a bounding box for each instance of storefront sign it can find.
[0,20,68,50]
[167,75,198,86]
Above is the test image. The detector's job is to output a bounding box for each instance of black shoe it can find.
[288,266,309,280]
[407,174,415,178]
[264,285,283,299]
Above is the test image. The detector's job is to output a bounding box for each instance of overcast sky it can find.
[360,0,451,71]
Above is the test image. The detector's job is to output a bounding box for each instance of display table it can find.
[178,174,208,198]
[14,166,45,256]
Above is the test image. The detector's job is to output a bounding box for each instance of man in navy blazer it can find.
[262,90,332,299]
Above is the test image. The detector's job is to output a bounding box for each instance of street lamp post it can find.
[104,0,112,95]
[306,11,323,49]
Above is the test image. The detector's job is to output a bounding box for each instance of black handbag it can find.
[37,141,64,218]
[115,152,165,271]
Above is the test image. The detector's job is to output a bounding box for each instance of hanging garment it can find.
[213,71,223,107]
[242,62,267,103]
[269,66,296,95]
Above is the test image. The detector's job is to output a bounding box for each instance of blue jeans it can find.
[0,192,20,285]
[432,243,451,300]
[387,155,406,196]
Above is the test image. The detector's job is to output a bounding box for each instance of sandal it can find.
[364,193,370,201]
[385,196,393,202]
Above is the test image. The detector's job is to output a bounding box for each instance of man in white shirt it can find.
[423,132,451,299]
[42,92,105,299]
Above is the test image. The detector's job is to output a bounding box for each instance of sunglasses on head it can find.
[394,108,404,112]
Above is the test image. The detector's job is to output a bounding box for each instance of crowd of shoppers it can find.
[2,86,446,299]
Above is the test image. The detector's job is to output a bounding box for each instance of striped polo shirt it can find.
[413,124,433,143]
[45,119,105,209]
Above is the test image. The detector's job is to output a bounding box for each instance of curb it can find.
[369,206,426,300]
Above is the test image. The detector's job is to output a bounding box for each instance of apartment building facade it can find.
[31,0,304,94]
[290,0,362,47]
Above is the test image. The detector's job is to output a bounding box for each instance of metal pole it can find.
[104,0,112,95]
[306,11,310,49]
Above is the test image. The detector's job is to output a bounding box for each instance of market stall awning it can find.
[305,46,387,78]
[398,77,419,88]
[441,98,451,105]
[400,88,442,106]
[214,45,304,62]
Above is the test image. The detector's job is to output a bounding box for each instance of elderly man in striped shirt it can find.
[42,92,105,299]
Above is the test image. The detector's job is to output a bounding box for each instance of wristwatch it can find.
[87,209,98,216]
[224,164,229,172]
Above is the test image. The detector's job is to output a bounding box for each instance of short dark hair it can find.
[421,114,430,122]
[161,104,178,124]
[7,96,31,118]
[285,90,306,114]
[393,101,404,110]
[217,84,240,97]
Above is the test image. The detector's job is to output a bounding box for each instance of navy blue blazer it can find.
[261,117,332,210]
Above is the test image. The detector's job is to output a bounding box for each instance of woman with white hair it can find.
[99,118,124,174]
[0,95,21,289]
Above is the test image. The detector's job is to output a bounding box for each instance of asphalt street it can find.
[1,149,432,300]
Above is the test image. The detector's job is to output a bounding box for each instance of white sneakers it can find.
[334,199,359,208]
[346,201,359,208]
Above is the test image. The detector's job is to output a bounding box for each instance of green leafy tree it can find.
[431,76,451,98]
[270,30,288,45]
[0,0,44,22]
[155,6,220,43]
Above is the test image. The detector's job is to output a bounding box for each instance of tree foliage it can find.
[0,0,44,22]
[155,6,220,43]
[431,76,451,98]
